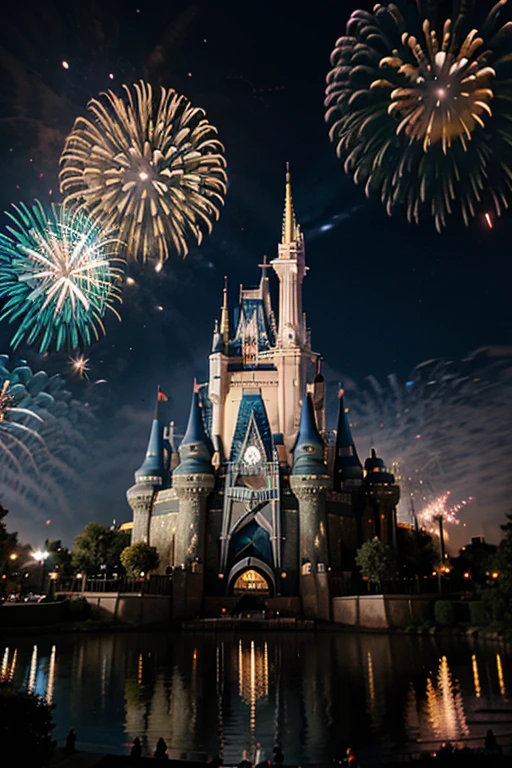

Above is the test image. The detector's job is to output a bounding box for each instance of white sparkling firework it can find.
[416,492,473,536]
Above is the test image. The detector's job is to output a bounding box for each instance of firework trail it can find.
[60,80,227,267]
[326,1,512,231]
[0,355,93,525]
[0,201,124,353]
[327,347,512,539]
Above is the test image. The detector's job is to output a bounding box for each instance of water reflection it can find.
[496,653,507,698]
[471,654,481,699]
[1,634,511,762]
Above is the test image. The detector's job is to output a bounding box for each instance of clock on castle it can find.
[127,166,400,621]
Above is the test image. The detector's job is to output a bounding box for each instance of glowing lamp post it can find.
[32,550,49,594]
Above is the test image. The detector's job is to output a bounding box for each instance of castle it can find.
[127,167,400,620]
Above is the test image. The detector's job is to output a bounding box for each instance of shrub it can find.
[469,601,490,626]
[0,682,56,764]
[434,600,455,626]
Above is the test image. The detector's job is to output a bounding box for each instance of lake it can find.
[1,631,511,764]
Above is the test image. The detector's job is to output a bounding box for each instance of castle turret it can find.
[127,414,165,543]
[333,389,363,491]
[172,386,215,617]
[290,394,332,620]
[363,448,400,546]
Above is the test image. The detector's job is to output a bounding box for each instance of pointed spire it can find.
[297,393,324,448]
[281,162,298,246]
[134,417,165,484]
[333,388,363,490]
[174,384,214,475]
[220,276,229,350]
[292,394,327,476]
[182,389,209,446]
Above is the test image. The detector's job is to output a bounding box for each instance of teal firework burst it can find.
[0,201,124,352]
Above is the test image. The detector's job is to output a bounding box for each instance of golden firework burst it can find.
[59,81,227,266]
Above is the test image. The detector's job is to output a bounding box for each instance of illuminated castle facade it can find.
[127,168,400,620]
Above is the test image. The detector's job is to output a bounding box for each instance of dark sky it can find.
[0,0,511,548]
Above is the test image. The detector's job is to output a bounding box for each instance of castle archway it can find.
[227,556,275,597]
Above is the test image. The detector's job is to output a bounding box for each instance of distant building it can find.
[127,167,400,619]
[451,536,498,583]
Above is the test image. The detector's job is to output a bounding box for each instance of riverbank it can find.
[48,749,512,767]
[2,616,512,643]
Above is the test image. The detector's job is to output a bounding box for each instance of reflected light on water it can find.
[9,649,17,683]
[28,645,37,693]
[4,634,512,763]
[238,640,269,736]
[1,648,8,681]
[46,646,56,705]
[471,654,481,698]
[496,654,507,698]
[422,656,469,742]
[137,653,143,686]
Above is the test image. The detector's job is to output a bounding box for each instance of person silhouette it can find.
[131,737,142,758]
[64,728,77,755]
[485,729,501,754]
[154,737,168,759]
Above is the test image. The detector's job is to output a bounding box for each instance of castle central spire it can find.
[282,162,298,246]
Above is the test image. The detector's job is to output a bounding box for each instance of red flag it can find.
[157,386,168,402]
[193,377,200,394]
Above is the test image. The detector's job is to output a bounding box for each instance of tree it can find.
[356,537,398,590]
[71,522,131,576]
[0,682,56,764]
[0,504,17,572]
[397,527,439,579]
[481,513,512,626]
[45,539,72,577]
[120,541,159,578]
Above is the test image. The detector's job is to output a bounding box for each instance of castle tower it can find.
[127,410,166,543]
[172,386,215,617]
[270,164,316,453]
[290,393,332,620]
[363,448,400,547]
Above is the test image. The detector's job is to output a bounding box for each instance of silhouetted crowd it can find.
[61,727,506,765]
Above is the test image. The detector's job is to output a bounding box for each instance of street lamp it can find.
[32,550,49,594]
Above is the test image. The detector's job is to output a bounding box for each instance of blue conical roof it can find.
[296,393,324,448]
[174,389,213,476]
[333,391,362,490]
[135,418,165,483]
[291,394,326,475]
[182,391,212,447]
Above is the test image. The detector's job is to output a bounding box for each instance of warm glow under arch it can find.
[233,569,270,594]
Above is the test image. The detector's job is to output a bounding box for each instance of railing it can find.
[54,575,172,595]
[330,575,463,597]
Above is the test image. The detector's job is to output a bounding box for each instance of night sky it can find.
[0,0,511,548]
